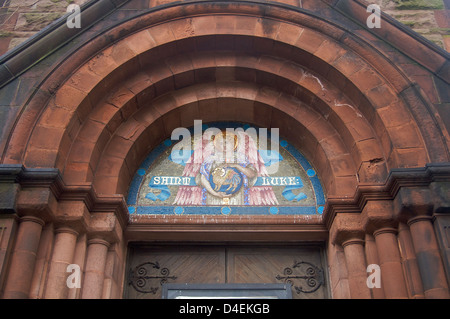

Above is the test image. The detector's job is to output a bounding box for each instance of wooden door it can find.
[124,244,328,299]
[125,245,226,299]
[226,246,327,299]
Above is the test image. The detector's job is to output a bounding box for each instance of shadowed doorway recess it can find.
[124,244,329,299]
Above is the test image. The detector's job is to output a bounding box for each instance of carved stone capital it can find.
[341,238,365,248]
[329,213,365,246]
[361,200,397,235]
[373,227,398,237]
[20,215,45,227]
[407,215,433,227]
[87,238,111,248]
[393,187,434,223]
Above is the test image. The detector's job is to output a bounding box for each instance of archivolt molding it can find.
[62,48,387,197]
[2,2,445,208]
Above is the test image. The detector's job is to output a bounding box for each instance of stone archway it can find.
[1,1,449,299]
[7,6,445,183]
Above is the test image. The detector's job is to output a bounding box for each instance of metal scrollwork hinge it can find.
[128,261,177,294]
[276,260,324,294]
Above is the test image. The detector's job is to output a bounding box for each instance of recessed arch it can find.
[90,86,355,197]
[3,3,445,208]
[1,0,449,300]
[61,53,388,194]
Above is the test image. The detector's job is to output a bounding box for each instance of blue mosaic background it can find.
[127,122,326,216]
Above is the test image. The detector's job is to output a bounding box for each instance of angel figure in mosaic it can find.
[173,129,278,206]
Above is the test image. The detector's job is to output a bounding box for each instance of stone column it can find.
[408,216,450,298]
[0,217,18,298]
[44,227,79,299]
[3,216,45,298]
[364,234,385,299]
[328,242,350,299]
[397,222,424,298]
[102,249,116,299]
[81,238,110,299]
[373,227,408,298]
[68,233,86,299]
[29,223,54,299]
[342,238,372,298]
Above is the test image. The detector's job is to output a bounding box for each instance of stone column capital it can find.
[373,227,398,237]
[329,213,365,246]
[87,238,111,248]
[54,226,79,236]
[393,187,434,223]
[342,238,365,248]
[20,215,45,226]
[407,215,433,226]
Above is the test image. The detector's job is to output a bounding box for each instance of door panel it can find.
[226,246,327,299]
[125,245,226,299]
[124,244,328,299]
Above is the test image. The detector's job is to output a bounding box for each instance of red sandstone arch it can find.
[2,2,447,221]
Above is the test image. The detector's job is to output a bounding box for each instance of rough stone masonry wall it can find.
[0,0,449,56]
[373,0,450,49]
[0,0,90,55]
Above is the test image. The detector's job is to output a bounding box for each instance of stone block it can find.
[430,181,450,213]
[329,213,364,245]
[17,187,57,221]
[76,119,107,143]
[0,183,19,213]
[28,125,64,151]
[276,22,304,45]
[394,147,429,168]
[93,176,119,195]
[314,39,347,65]
[357,159,388,184]
[351,138,384,164]
[332,51,367,78]
[393,187,434,222]
[394,0,444,10]
[63,161,93,183]
[433,75,450,103]
[24,148,59,167]
[367,84,398,109]
[54,84,88,111]
[88,212,122,244]
[333,176,358,196]
[361,200,396,234]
